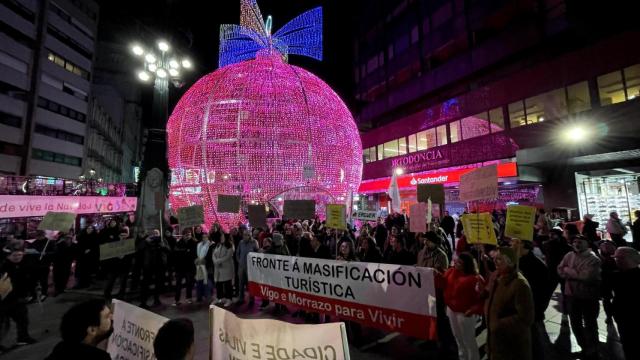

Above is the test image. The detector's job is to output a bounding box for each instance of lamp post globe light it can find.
[130,39,193,176]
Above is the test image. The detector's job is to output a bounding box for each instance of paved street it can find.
[0,283,627,360]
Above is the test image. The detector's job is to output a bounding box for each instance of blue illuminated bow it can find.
[218,0,323,68]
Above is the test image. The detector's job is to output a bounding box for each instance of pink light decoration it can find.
[167,51,363,229]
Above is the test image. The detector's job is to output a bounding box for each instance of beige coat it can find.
[485,271,534,360]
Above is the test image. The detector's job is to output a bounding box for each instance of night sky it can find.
[97,0,360,117]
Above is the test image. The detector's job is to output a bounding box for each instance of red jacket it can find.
[442,268,485,315]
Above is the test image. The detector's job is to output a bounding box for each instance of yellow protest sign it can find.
[461,213,497,245]
[504,205,536,241]
[325,204,346,230]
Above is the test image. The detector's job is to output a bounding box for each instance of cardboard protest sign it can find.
[217,194,241,213]
[248,253,437,340]
[460,213,497,245]
[458,165,498,202]
[283,200,315,219]
[100,238,136,261]
[417,184,445,205]
[352,210,377,221]
[177,205,204,228]
[409,202,427,233]
[107,299,168,360]
[325,204,346,230]
[247,204,267,228]
[38,212,75,232]
[210,306,350,360]
[504,205,537,241]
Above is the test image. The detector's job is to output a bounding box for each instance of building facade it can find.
[354,0,640,227]
[0,0,98,179]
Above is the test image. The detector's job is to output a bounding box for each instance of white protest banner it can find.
[211,306,350,360]
[38,212,75,232]
[458,164,498,202]
[177,205,204,228]
[248,253,437,340]
[409,203,427,233]
[107,299,168,360]
[100,238,136,261]
[0,195,138,218]
[352,210,377,221]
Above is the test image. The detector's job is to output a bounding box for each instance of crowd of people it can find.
[0,206,639,360]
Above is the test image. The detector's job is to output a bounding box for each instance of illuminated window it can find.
[416,129,436,151]
[598,70,625,106]
[449,120,461,143]
[383,139,399,159]
[369,147,377,162]
[624,64,640,100]
[567,81,591,114]
[489,107,504,132]
[363,149,371,163]
[436,125,447,146]
[407,134,417,152]
[377,144,383,161]
[525,88,566,124]
[461,112,490,140]
[398,137,407,155]
[508,101,525,128]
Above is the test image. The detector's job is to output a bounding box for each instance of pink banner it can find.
[0,195,137,218]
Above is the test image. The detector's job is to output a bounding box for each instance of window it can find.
[598,70,625,106]
[624,64,640,100]
[436,125,447,146]
[449,120,461,143]
[398,137,407,155]
[0,19,34,48]
[489,107,504,132]
[461,112,490,140]
[383,139,399,159]
[35,124,84,144]
[37,97,86,122]
[0,50,28,73]
[407,134,417,152]
[50,2,95,39]
[508,101,526,128]
[566,81,591,114]
[525,88,567,124]
[46,50,91,80]
[416,129,436,151]
[47,25,93,59]
[1,0,35,22]
[369,147,377,162]
[0,79,27,100]
[377,145,383,162]
[32,148,82,166]
[0,111,22,128]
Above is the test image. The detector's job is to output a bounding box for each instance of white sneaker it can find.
[223,299,232,307]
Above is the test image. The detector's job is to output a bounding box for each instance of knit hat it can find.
[424,231,442,245]
[498,247,518,266]
[272,233,284,246]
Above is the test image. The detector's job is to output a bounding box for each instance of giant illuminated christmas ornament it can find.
[167,0,362,229]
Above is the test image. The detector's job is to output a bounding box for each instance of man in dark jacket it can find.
[45,299,112,360]
[631,210,640,250]
[25,230,53,301]
[173,230,196,306]
[0,240,37,346]
[140,230,169,308]
[100,219,126,299]
[608,247,640,360]
[440,211,456,251]
[384,236,415,265]
[373,218,388,251]
[517,240,553,359]
[74,226,99,289]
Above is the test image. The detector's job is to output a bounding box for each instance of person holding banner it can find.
[52,232,74,296]
[26,230,53,302]
[357,236,382,263]
[140,229,169,308]
[485,247,534,360]
[44,299,112,360]
[235,229,259,305]
[100,219,126,300]
[384,235,415,266]
[212,234,235,307]
[441,252,485,360]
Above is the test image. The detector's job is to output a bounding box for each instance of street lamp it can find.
[130,39,193,177]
